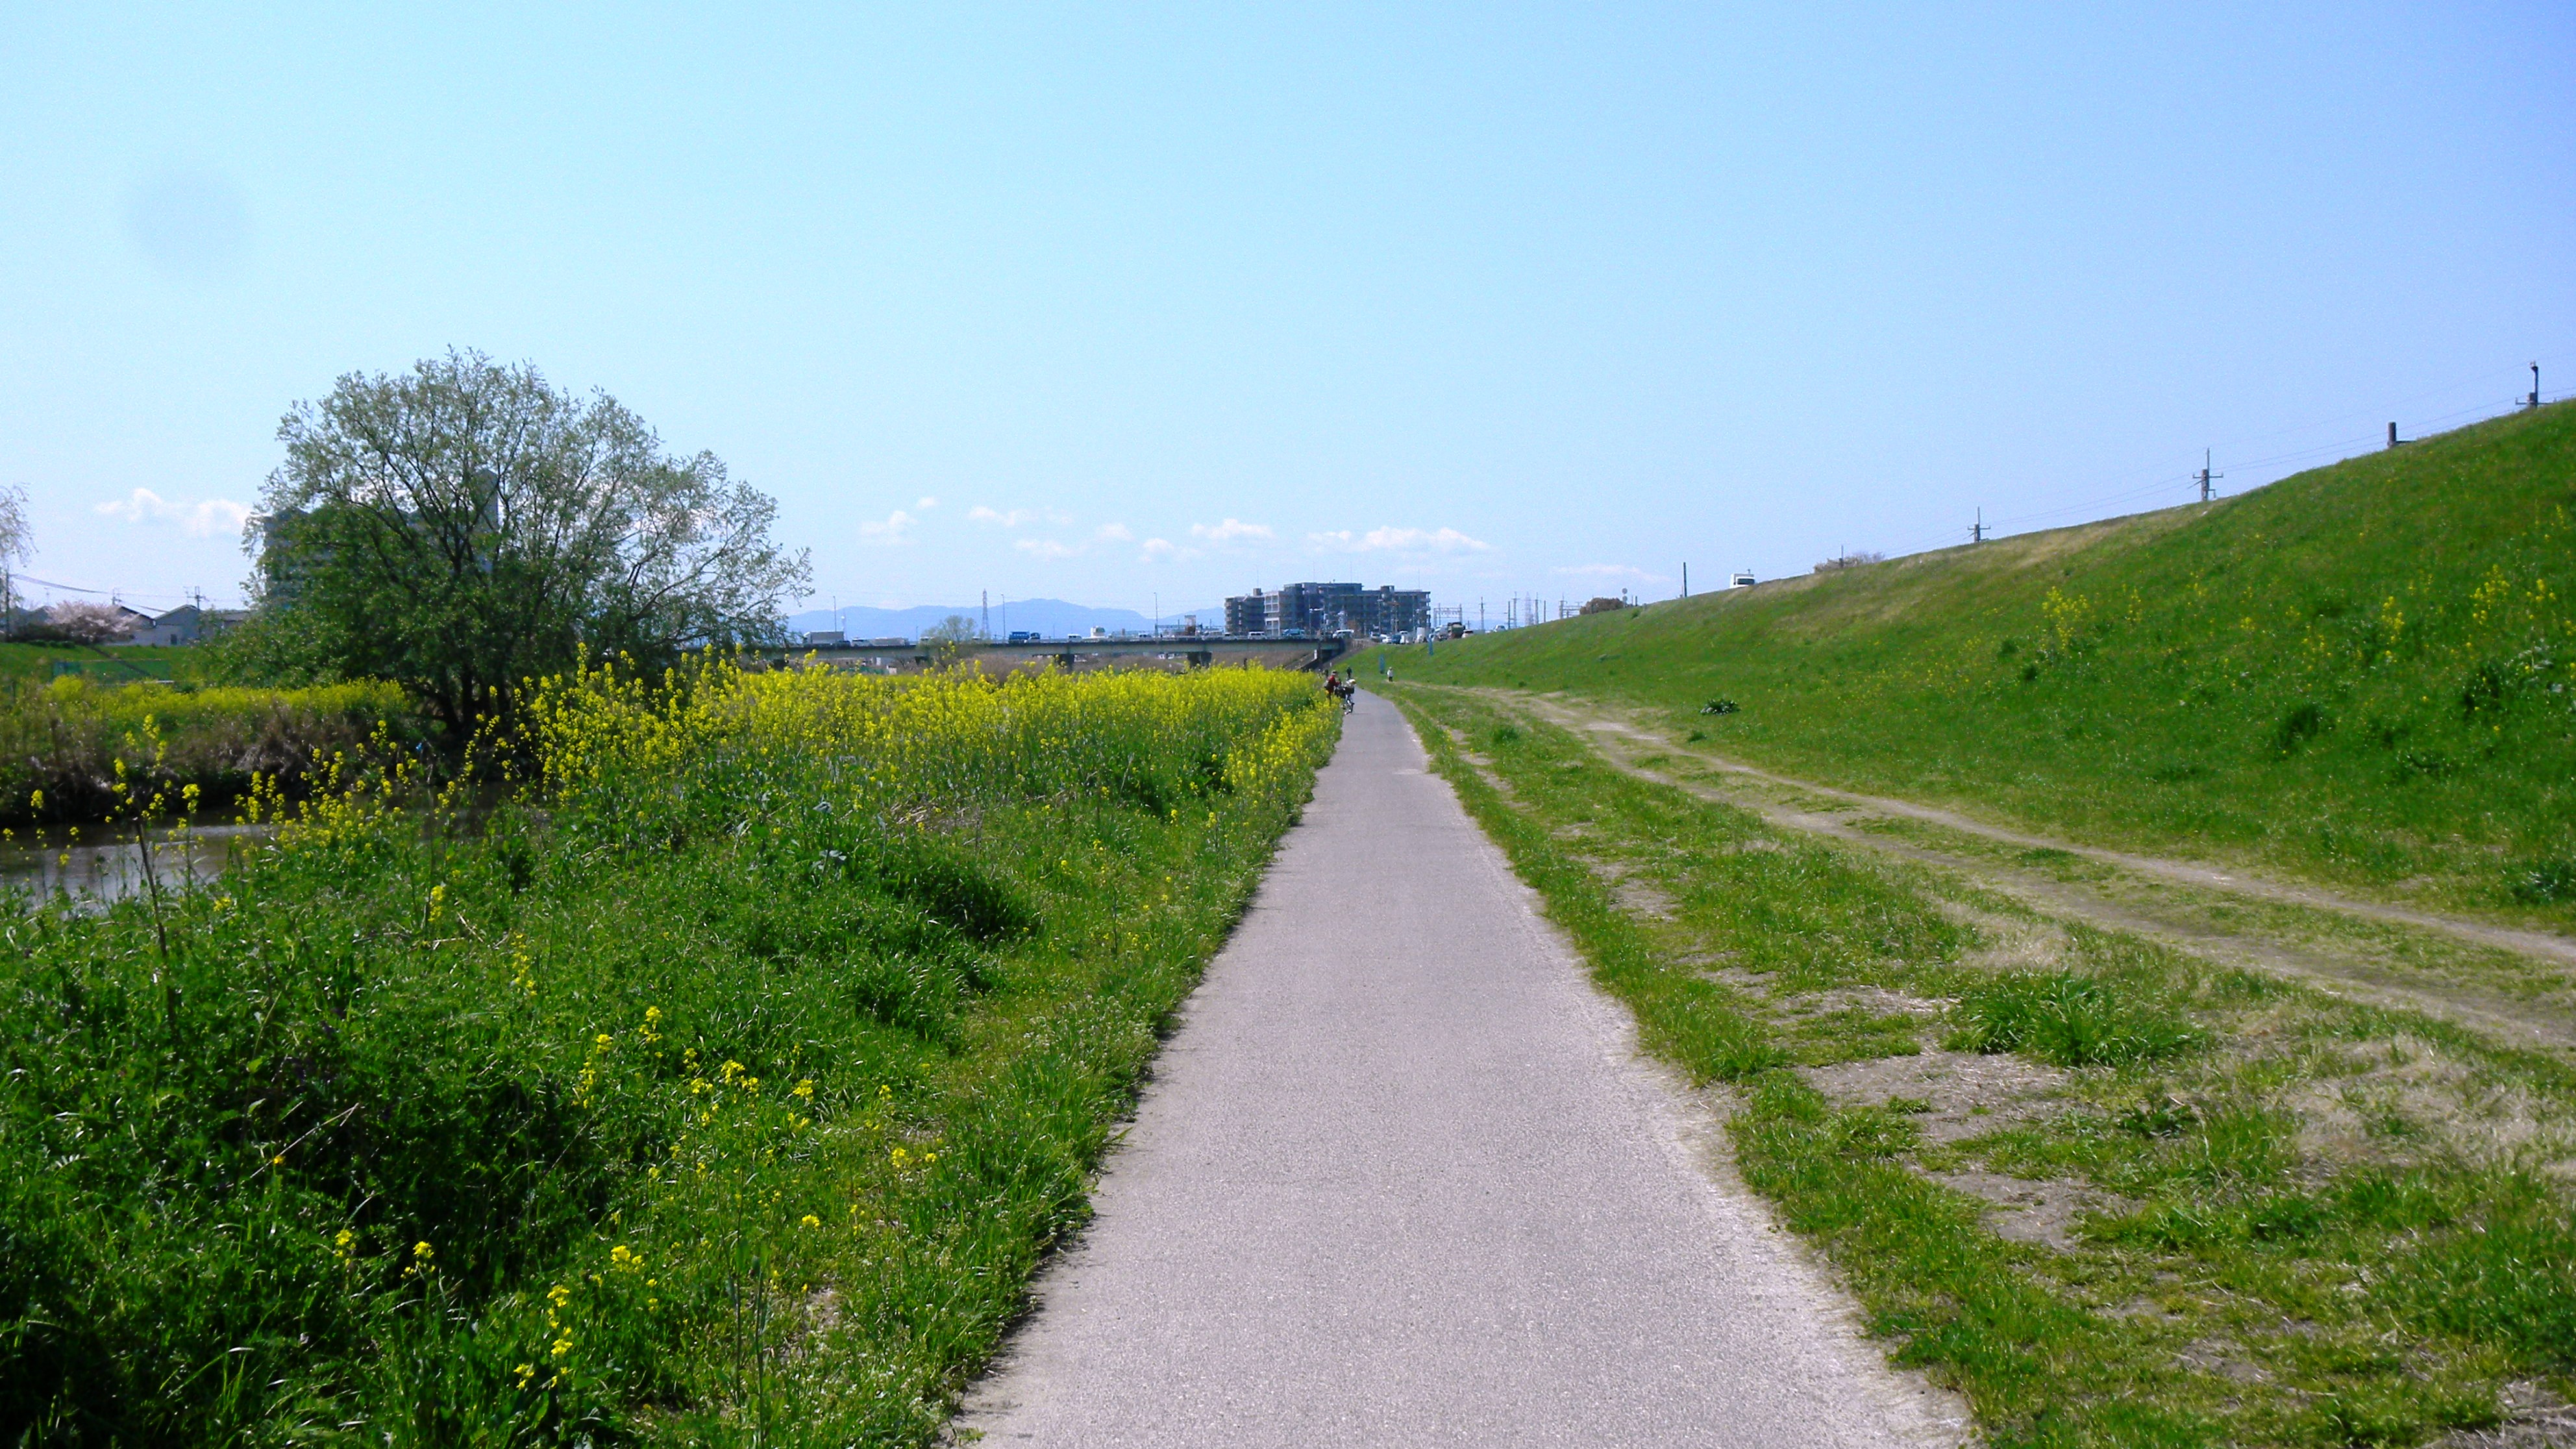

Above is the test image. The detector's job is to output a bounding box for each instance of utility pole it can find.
[2532,363,2543,411]
[1971,509,1985,543]
[980,589,990,640]
[2196,449,2223,504]
[1152,591,1158,638]
[1479,599,1486,634]
[1681,564,1689,598]
[2388,422,2400,450]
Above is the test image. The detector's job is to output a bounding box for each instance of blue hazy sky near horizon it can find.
[3,4,2571,623]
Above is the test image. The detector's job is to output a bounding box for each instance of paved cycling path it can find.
[958,692,1964,1448]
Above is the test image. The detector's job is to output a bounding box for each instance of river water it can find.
[0,824,270,904]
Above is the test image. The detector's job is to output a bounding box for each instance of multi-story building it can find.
[1362,584,1431,638]
[1223,582,1431,638]
[1224,588,1270,638]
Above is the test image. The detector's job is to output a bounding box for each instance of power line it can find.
[1872,381,2572,565]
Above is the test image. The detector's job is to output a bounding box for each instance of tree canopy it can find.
[243,351,810,726]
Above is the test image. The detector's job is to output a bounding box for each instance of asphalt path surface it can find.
[959,692,1966,1448]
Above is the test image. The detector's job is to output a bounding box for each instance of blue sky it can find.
[3,3,2570,623]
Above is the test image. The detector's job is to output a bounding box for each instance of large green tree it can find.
[246,351,810,726]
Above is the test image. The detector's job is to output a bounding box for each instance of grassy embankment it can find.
[0,674,429,828]
[1391,687,2575,1447]
[1387,402,2576,922]
[0,641,213,685]
[1,662,1336,1444]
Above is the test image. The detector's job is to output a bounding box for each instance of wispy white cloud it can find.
[1307,525,1490,554]
[1014,538,1084,560]
[1094,523,1135,542]
[1189,517,1273,544]
[95,488,251,538]
[1139,537,1192,562]
[858,508,919,545]
[969,505,1071,528]
[916,495,939,510]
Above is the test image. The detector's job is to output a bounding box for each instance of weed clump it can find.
[1943,970,2202,1067]
[861,828,1037,942]
[2270,700,2329,756]
[2508,857,2576,905]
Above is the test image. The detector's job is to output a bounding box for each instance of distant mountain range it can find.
[787,599,1198,641]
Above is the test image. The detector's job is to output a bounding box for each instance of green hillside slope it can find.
[1393,402,2576,921]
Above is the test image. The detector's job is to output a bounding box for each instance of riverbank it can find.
[1,662,1337,1444]
[0,675,428,827]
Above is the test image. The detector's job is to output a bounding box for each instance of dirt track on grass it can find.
[1480,689,2576,1058]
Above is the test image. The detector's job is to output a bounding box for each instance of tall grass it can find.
[1944,971,2203,1067]
[0,660,1335,1444]
[0,675,426,827]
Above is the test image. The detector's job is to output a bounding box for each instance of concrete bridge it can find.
[765,636,1355,677]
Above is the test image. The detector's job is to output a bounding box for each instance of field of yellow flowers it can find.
[0,660,1337,1444]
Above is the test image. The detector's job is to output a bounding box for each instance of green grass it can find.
[0,642,219,685]
[0,675,430,828]
[1390,402,2576,921]
[1942,971,2204,1067]
[0,664,1336,1444]
[1391,686,2576,1447]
